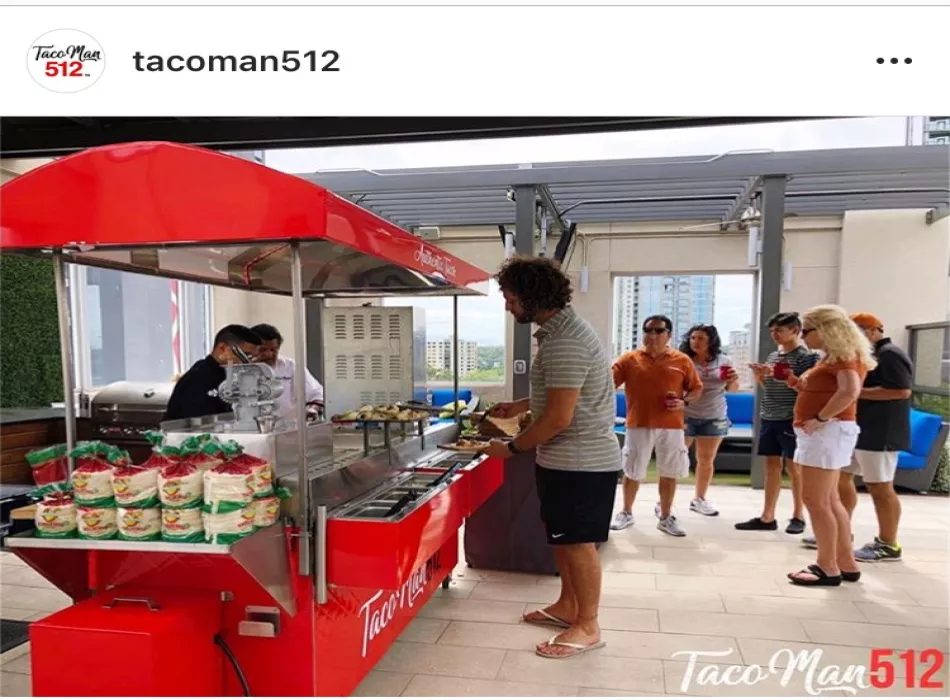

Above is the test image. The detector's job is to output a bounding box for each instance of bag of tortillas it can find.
[25,444,69,487]
[161,507,204,543]
[70,443,115,507]
[221,440,274,498]
[202,501,257,545]
[253,486,291,529]
[203,461,254,508]
[180,435,224,473]
[117,507,161,541]
[33,484,77,538]
[111,464,159,508]
[158,460,203,508]
[77,505,118,540]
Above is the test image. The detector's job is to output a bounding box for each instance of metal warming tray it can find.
[334,470,463,522]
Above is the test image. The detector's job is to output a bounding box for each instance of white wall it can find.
[838,209,950,347]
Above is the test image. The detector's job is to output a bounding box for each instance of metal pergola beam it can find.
[304,146,948,193]
[721,177,763,230]
[926,207,949,225]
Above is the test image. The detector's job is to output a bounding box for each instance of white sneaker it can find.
[657,515,686,537]
[690,498,719,517]
[654,501,663,519]
[610,511,635,530]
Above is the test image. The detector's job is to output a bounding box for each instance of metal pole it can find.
[750,175,787,491]
[290,242,311,576]
[52,255,77,468]
[315,505,327,604]
[453,296,460,424]
[512,185,537,401]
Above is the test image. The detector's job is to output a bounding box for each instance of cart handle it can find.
[103,596,162,612]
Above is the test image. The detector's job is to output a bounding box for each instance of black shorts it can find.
[535,465,617,546]
[757,419,797,458]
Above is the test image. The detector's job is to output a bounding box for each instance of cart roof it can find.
[0,142,490,297]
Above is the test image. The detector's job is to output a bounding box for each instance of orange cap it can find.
[850,312,884,330]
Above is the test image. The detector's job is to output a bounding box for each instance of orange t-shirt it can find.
[612,349,703,429]
[793,359,868,425]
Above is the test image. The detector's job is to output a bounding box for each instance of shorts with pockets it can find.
[793,421,860,470]
[535,465,617,545]
[757,419,797,458]
[685,417,730,438]
[622,428,689,481]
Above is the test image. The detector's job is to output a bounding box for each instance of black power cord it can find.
[214,634,251,696]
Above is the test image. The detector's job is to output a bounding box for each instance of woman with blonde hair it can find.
[782,305,876,586]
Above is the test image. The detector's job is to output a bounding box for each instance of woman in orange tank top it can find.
[779,305,875,587]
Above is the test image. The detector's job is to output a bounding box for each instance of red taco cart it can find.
[0,142,505,697]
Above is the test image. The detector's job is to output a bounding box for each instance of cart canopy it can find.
[0,142,489,296]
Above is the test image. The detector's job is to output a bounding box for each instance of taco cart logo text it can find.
[27,29,105,93]
[413,243,457,280]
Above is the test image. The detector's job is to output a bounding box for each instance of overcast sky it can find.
[267,117,910,346]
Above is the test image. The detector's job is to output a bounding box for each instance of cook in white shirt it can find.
[251,323,324,419]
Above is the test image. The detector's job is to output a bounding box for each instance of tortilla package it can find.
[77,505,118,540]
[202,501,257,545]
[221,440,274,498]
[25,444,69,487]
[117,507,161,541]
[158,460,203,508]
[33,485,77,539]
[180,438,224,473]
[254,487,291,529]
[161,507,204,543]
[203,461,254,508]
[70,443,115,507]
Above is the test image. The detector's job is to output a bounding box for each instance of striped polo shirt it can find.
[530,306,621,472]
[760,345,820,421]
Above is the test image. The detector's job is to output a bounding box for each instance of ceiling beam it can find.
[721,176,763,231]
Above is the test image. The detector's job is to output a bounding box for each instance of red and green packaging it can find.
[25,444,69,487]
[221,440,274,498]
[70,443,115,507]
[33,484,78,539]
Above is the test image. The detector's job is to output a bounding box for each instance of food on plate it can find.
[221,440,274,498]
[161,507,204,543]
[117,507,162,541]
[203,461,255,507]
[77,505,118,540]
[332,404,430,422]
[26,444,69,487]
[70,443,116,507]
[34,486,77,538]
[158,461,203,508]
[202,501,258,545]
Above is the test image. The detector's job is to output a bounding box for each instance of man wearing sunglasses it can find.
[163,324,262,421]
[610,315,703,537]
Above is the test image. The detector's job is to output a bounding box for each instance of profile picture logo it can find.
[27,29,105,93]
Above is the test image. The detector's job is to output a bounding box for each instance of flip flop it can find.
[787,564,842,587]
[536,634,606,660]
[522,609,570,628]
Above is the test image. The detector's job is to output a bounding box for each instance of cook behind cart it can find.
[251,323,325,421]
[163,325,262,421]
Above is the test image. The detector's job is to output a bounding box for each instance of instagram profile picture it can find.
[27,29,105,93]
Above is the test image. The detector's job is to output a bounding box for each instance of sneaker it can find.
[786,518,806,535]
[657,515,686,537]
[610,511,635,531]
[855,537,903,562]
[654,501,663,519]
[735,517,778,531]
[690,498,719,517]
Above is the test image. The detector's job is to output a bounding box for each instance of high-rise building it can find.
[728,326,753,390]
[923,117,950,145]
[426,337,479,376]
[613,275,716,356]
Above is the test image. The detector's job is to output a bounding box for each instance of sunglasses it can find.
[643,328,670,335]
[230,344,253,363]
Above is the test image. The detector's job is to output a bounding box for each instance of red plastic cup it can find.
[773,361,791,380]
[664,391,678,409]
[719,365,732,380]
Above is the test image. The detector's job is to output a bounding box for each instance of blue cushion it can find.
[615,392,627,419]
[726,393,755,425]
[897,451,926,470]
[730,422,755,432]
[908,409,943,457]
[430,389,473,406]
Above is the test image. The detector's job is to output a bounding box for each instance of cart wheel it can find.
[441,576,451,589]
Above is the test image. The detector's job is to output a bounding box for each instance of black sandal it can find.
[788,564,842,587]
[841,570,861,583]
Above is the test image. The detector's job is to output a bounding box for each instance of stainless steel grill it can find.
[90,381,176,442]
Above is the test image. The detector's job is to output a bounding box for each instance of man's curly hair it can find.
[494,256,573,319]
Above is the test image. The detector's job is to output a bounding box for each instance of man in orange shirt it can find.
[610,315,703,537]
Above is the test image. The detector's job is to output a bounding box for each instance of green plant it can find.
[931,444,950,494]
[0,254,63,408]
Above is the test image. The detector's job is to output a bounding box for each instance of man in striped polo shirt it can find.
[483,256,620,660]
[735,311,818,534]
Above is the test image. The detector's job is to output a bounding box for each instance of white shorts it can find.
[843,450,899,484]
[622,428,689,481]
[793,421,860,470]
